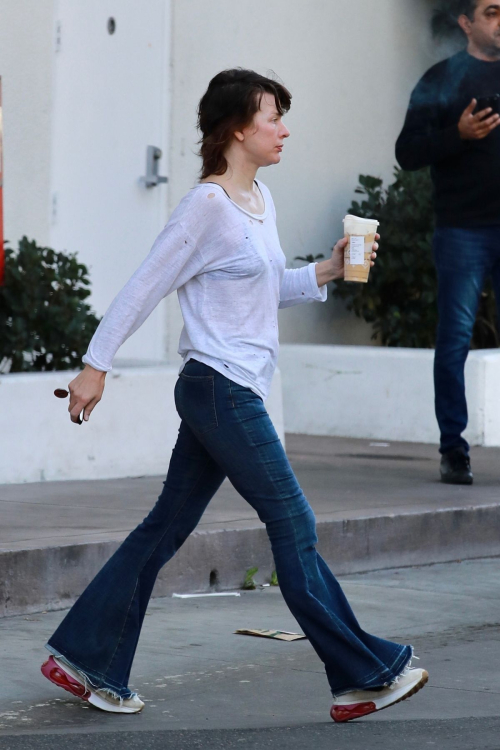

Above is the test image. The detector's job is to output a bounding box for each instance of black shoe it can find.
[440,448,473,485]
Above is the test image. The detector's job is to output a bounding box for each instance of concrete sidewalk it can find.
[1,435,500,616]
[1,558,499,748]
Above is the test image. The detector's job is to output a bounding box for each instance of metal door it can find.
[50,0,170,362]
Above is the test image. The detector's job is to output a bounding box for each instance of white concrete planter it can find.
[0,364,285,484]
[279,344,500,447]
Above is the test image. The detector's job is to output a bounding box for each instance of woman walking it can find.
[41,69,428,723]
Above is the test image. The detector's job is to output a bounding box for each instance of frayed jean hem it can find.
[330,644,415,699]
[45,643,135,701]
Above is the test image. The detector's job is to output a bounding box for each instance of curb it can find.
[2,503,500,618]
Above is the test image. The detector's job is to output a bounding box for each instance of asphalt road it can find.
[1,559,499,749]
[2,719,500,750]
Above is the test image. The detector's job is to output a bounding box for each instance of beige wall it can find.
[0,0,54,248]
[167,0,438,349]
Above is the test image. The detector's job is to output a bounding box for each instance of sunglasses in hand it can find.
[54,388,83,424]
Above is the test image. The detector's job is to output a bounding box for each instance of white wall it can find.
[279,345,500,447]
[166,0,437,356]
[0,0,54,248]
[0,366,286,484]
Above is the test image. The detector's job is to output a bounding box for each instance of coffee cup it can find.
[343,214,379,283]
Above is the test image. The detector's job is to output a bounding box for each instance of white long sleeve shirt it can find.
[82,179,327,400]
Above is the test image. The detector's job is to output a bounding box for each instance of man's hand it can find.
[458,99,500,140]
[66,364,106,424]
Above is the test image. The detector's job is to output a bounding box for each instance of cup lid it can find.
[343,214,379,226]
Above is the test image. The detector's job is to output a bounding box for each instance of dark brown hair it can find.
[197,68,292,179]
[431,0,479,39]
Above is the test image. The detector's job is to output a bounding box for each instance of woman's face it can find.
[238,92,290,167]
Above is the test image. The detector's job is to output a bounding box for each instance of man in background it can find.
[396,0,500,484]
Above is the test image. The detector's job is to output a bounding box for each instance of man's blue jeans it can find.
[433,226,500,455]
[47,359,412,699]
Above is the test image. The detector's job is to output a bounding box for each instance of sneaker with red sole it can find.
[41,655,144,713]
[330,667,429,723]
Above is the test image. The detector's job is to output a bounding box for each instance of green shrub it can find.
[332,168,498,349]
[242,566,259,591]
[0,237,101,373]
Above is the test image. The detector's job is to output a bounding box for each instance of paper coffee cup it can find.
[343,214,379,283]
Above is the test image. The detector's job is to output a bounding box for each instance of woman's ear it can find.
[233,129,245,143]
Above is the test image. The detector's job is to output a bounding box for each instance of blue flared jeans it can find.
[47,359,412,698]
[433,226,500,455]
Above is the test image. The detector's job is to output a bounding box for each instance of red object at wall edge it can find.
[0,77,4,286]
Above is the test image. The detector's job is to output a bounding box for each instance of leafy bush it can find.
[332,168,498,349]
[0,237,101,373]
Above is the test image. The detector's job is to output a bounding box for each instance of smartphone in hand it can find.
[475,94,500,118]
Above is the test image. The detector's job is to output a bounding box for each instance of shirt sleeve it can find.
[278,263,327,309]
[82,217,206,372]
[395,66,468,171]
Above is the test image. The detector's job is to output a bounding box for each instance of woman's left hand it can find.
[330,233,380,280]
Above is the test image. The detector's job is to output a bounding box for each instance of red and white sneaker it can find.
[41,655,144,714]
[330,667,428,723]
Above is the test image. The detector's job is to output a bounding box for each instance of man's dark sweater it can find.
[396,50,500,227]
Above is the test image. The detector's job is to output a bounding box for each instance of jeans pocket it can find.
[176,374,218,434]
